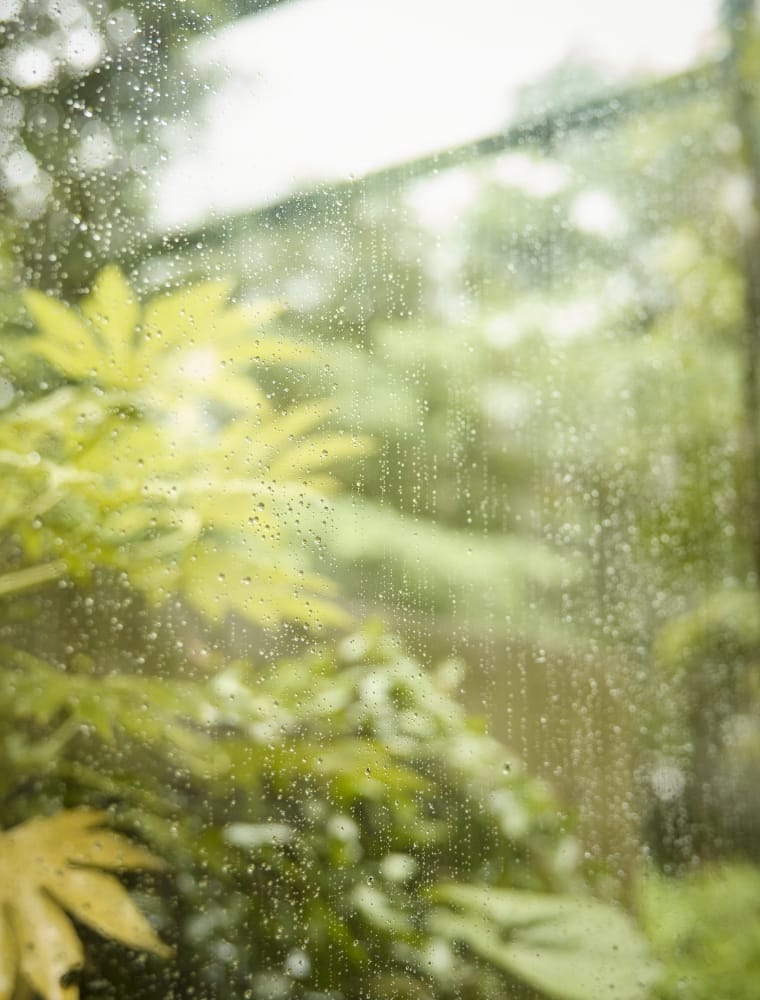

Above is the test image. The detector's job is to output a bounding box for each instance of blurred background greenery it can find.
[1,0,760,996]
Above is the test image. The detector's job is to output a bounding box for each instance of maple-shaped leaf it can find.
[0,809,172,1000]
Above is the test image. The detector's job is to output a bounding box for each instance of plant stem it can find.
[0,560,67,599]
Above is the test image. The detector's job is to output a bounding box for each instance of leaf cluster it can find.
[2,265,353,630]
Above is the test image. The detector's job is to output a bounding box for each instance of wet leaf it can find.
[430,885,658,1000]
[0,810,171,1000]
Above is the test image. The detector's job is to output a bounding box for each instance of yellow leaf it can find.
[10,889,82,1000]
[48,868,172,958]
[0,809,171,1000]
[0,912,17,1000]
[57,828,167,872]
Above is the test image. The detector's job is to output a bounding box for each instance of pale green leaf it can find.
[0,560,67,598]
[265,400,335,445]
[655,589,760,670]
[270,433,368,478]
[430,885,658,1000]
[350,883,414,935]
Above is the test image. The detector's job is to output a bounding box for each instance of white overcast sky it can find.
[153,0,720,231]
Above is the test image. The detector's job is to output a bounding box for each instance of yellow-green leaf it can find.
[23,291,99,382]
[23,291,92,353]
[140,280,234,361]
[80,264,140,383]
[0,810,171,1000]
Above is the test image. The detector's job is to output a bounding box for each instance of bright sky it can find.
[153,0,719,231]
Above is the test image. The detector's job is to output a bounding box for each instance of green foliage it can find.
[639,865,760,1000]
[0,0,251,292]
[0,266,653,998]
[647,591,760,864]
[655,590,760,670]
[3,265,352,629]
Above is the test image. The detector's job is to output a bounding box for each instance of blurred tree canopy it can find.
[0,0,297,293]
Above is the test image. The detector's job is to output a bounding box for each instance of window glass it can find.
[2,2,759,999]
